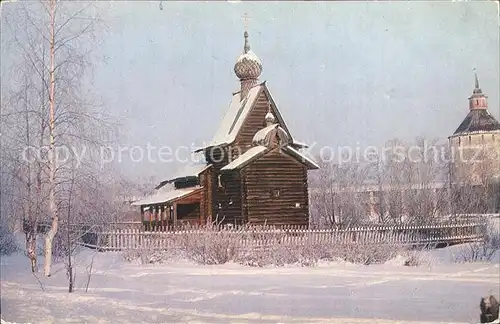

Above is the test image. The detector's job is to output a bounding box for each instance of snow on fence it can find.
[84,222,486,251]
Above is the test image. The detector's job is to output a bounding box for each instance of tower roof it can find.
[453,109,500,135]
[472,72,482,95]
[468,71,488,106]
[452,72,499,136]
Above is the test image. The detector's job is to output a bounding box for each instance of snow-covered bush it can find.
[178,231,241,265]
[402,252,424,267]
[454,225,500,263]
[0,223,18,255]
[119,225,406,267]
[336,243,403,265]
[122,248,175,264]
[401,248,434,267]
[236,243,322,267]
[236,242,403,267]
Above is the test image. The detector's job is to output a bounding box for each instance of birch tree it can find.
[2,0,115,276]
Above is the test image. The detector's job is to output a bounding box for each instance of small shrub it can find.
[337,243,403,265]
[403,253,421,267]
[235,242,402,267]
[401,249,433,267]
[454,226,500,263]
[178,231,241,265]
[122,226,409,267]
[122,248,175,264]
[0,225,18,256]
[236,244,318,267]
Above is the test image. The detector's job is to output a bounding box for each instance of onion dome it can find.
[265,111,275,125]
[265,102,276,126]
[234,31,262,80]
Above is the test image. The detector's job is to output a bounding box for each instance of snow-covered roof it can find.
[283,146,320,169]
[195,82,303,152]
[452,109,500,136]
[131,186,202,206]
[220,146,268,171]
[252,124,290,146]
[253,124,277,144]
[291,140,309,149]
[221,144,320,172]
[167,163,210,182]
[203,84,262,149]
[156,163,211,189]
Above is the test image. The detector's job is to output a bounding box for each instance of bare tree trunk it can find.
[22,74,38,273]
[67,171,75,293]
[44,0,58,277]
[376,159,385,223]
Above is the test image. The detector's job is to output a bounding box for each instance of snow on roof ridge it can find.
[131,185,203,206]
[160,163,210,184]
[252,124,290,147]
[200,84,263,150]
[285,145,320,169]
[221,146,268,171]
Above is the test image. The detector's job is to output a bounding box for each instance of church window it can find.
[218,175,223,188]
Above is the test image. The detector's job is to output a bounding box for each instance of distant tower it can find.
[448,72,500,212]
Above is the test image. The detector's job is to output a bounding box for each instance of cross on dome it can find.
[234,15,262,82]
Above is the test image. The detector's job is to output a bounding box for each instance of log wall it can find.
[244,148,309,226]
[201,86,312,226]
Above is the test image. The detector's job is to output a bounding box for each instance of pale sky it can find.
[1,1,499,182]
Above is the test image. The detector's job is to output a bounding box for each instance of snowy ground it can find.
[1,236,499,324]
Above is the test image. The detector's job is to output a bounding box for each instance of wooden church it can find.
[132,30,319,228]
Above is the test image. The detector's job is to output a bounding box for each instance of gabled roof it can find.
[452,109,500,136]
[207,84,262,149]
[155,163,211,189]
[220,145,319,172]
[282,146,320,169]
[131,186,203,206]
[195,81,306,152]
[220,146,268,171]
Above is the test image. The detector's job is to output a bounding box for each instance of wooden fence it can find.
[81,222,486,251]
